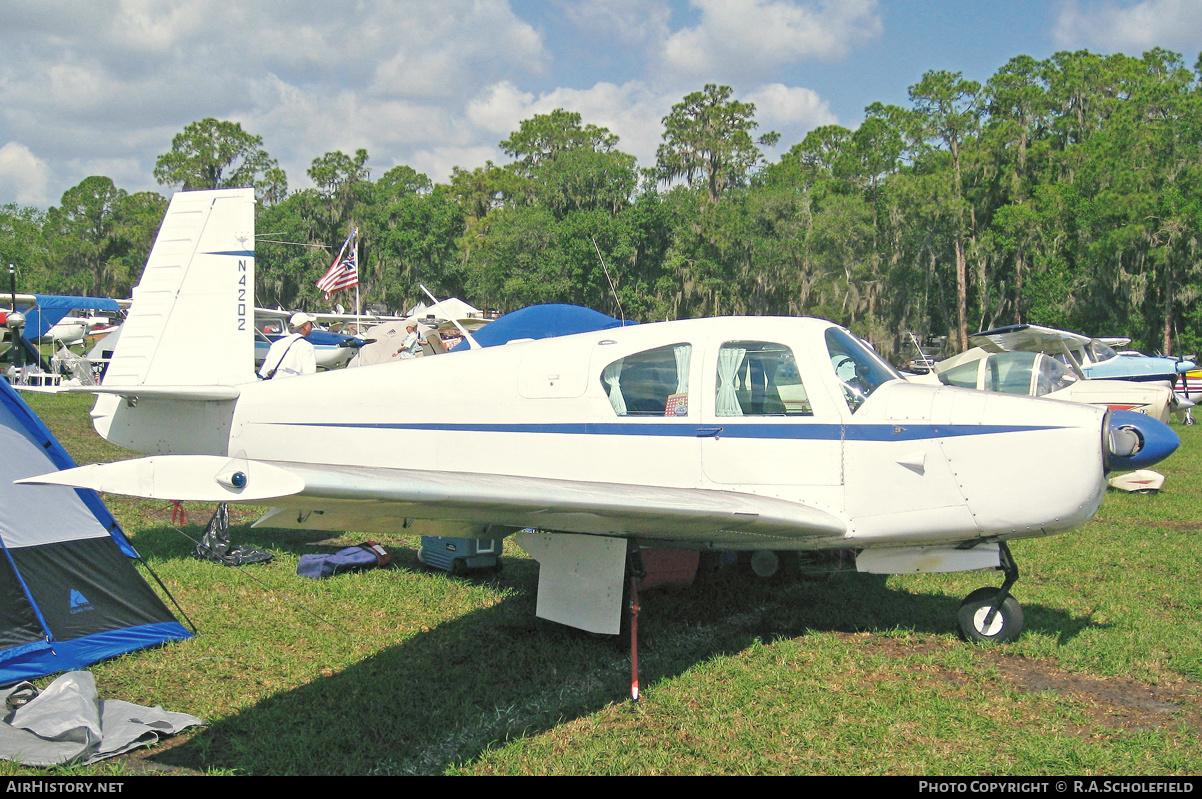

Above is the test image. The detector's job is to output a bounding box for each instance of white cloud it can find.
[467,82,539,137]
[409,145,504,182]
[1053,0,1202,52]
[746,83,839,152]
[464,80,679,168]
[0,143,52,206]
[660,0,882,82]
[0,0,855,204]
[563,0,673,49]
[0,1,550,202]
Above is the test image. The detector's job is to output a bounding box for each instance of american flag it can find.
[316,229,359,297]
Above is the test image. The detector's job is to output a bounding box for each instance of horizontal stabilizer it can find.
[65,385,241,401]
[18,455,304,502]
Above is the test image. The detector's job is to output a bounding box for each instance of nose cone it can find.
[1178,359,1197,373]
[1106,409,1180,472]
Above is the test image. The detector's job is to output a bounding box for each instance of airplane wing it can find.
[970,324,1091,354]
[20,456,848,546]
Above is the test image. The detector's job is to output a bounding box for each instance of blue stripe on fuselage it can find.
[266,421,1064,441]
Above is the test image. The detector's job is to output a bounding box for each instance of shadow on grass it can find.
[129,519,348,562]
[132,534,1105,776]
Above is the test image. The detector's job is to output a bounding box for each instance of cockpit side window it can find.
[983,351,1038,394]
[1089,339,1118,363]
[824,328,900,413]
[601,343,691,416]
[715,341,813,417]
[1034,355,1077,396]
[938,360,980,389]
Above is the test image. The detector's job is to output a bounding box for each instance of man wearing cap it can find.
[258,312,318,379]
[395,322,422,359]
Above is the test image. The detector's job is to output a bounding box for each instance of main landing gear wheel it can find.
[957,587,1024,644]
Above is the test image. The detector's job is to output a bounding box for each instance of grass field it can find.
[4,392,1200,776]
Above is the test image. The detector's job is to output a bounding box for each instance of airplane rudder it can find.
[107,188,257,388]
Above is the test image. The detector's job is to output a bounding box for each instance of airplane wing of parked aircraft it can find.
[970,323,1092,357]
[20,189,1181,646]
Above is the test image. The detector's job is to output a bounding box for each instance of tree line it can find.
[4,48,1202,365]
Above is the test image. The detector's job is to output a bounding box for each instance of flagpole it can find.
[354,229,361,320]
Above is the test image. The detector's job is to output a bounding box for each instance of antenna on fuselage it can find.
[418,284,482,350]
[590,237,626,326]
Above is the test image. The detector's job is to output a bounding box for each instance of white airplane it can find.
[19,189,1181,647]
[4,293,125,346]
[968,324,1197,424]
[970,324,1195,387]
[911,347,1179,423]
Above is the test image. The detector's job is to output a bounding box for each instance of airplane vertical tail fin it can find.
[103,188,256,388]
[91,189,255,455]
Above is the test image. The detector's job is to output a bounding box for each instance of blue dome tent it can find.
[0,378,192,685]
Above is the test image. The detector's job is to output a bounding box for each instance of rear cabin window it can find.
[601,343,691,416]
[716,341,813,416]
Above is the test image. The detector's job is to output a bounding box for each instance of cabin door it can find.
[700,338,843,488]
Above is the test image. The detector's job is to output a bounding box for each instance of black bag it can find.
[193,503,274,566]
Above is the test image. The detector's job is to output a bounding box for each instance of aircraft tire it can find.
[957,588,1024,644]
[748,550,781,579]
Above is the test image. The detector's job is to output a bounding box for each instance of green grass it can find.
[4,392,1200,775]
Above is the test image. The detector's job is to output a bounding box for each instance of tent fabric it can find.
[449,304,631,351]
[0,671,204,766]
[0,377,192,686]
[18,295,122,342]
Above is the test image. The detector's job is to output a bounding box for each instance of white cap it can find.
[289,312,317,329]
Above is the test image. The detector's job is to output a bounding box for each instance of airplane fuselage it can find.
[93,316,1111,552]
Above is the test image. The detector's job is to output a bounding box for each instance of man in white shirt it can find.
[395,322,422,359]
[259,312,318,379]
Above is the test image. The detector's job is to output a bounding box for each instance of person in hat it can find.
[258,312,318,379]
[395,322,423,359]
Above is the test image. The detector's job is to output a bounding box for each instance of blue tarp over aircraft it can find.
[17,295,122,342]
[450,304,631,351]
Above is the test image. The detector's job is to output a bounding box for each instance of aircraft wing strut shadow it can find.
[20,189,1181,647]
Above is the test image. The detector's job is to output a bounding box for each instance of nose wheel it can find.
[957,542,1025,644]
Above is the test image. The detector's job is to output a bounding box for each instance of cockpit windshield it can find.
[824,327,901,412]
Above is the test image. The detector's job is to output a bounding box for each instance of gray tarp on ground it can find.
[0,671,204,766]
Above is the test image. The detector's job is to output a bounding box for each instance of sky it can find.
[2,0,1202,209]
